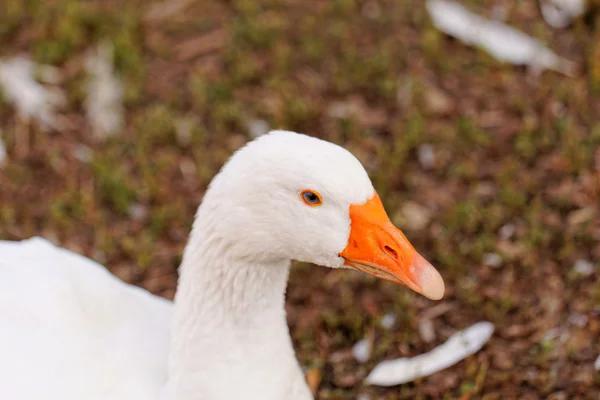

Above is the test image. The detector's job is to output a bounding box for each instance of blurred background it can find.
[0,0,599,398]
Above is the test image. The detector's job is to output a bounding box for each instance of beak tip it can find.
[422,273,445,300]
[413,254,445,300]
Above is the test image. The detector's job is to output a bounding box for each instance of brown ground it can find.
[0,0,599,398]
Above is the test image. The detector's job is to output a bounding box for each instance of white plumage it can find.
[0,130,443,400]
[0,238,172,400]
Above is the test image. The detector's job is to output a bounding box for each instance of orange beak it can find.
[339,193,444,300]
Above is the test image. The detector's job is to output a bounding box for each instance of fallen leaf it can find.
[175,29,228,61]
[419,318,436,343]
[424,85,454,115]
[304,367,322,396]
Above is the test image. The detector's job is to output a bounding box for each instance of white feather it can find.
[0,57,65,129]
[365,321,494,386]
[0,132,6,166]
[0,237,172,400]
[85,42,124,139]
[426,0,577,76]
[541,0,586,29]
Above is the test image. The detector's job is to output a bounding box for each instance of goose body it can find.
[0,131,444,400]
[0,238,172,400]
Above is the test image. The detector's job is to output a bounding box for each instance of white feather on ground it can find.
[352,338,371,363]
[0,133,6,167]
[0,57,66,130]
[248,119,270,139]
[425,0,577,76]
[85,42,124,139]
[541,0,586,29]
[365,322,494,386]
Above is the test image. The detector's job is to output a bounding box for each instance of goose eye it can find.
[300,190,323,207]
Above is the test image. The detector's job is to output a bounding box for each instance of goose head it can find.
[199,130,444,300]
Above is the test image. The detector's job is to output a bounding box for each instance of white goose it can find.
[0,130,444,400]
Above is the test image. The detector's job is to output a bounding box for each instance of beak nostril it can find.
[384,245,398,259]
[353,240,358,249]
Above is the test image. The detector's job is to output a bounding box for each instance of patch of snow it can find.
[352,338,371,363]
[85,41,124,139]
[366,321,494,386]
[425,0,577,76]
[0,56,66,130]
[573,259,595,277]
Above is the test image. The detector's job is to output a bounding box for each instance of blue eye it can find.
[300,190,322,206]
